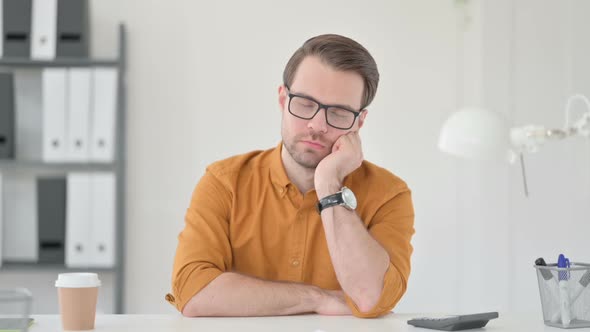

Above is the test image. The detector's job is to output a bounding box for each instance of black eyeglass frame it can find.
[285,85,362,130]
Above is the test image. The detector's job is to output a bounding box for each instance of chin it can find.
[295,150,327,169]
[295,158,320,169]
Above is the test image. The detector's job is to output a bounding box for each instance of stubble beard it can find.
[284,133,331,169]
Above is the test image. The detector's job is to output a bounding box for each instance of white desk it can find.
[28,313,588,331]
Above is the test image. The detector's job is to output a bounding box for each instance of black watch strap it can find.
[317,192,344,213]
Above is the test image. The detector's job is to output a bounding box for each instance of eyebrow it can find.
[291,90,358,112]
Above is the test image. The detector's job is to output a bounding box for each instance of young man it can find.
[166,34,415,318]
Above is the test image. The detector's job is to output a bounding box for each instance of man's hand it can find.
[315,290,352,316]
[315,132,363,197]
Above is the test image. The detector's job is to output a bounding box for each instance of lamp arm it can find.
[572,111,590,137]
[510,125,549,154]
[509,94,590,154]
[565,94,590,130]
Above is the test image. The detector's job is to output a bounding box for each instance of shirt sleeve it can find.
[167,168,234,313]
[345,188,415,318]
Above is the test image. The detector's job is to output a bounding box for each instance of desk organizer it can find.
[0,288,32,331]
[535,263,590,329]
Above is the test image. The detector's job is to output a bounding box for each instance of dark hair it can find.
[283,34,379,109]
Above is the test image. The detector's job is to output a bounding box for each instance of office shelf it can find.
[0,58,119,68]
[0,24,127,314]
[0,160,116,172]
[0,262,116,273]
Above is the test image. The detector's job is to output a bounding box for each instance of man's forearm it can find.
[182,272,322,317]
[320,204,390,313]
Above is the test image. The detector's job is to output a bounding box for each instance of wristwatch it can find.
[317,186,357,213]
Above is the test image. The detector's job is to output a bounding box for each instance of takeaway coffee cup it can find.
[55,273,101,331]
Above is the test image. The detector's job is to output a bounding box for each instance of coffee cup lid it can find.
[55,273,101,288]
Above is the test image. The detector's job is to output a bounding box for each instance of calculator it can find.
[407,312,499,331]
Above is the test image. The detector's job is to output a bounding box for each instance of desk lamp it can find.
[438,94,590,196]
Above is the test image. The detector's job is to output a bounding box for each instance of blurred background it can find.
[0,0,589,316]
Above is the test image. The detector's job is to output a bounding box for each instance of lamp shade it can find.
[438,108,510,161]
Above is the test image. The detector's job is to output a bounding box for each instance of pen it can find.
[535,257,553,281]
[536,258,565,323]
[557,254,571,327]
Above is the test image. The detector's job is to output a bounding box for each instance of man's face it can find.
[278,56,368,169]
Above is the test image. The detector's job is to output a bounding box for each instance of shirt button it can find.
[291,259,300,267]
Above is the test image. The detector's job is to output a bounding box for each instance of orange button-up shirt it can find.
[167,143,415,318]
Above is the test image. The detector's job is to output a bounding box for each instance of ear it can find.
[278,85,287,111]
[357,109,368,129]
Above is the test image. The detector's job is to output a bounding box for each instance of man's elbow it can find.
[181,295,209,317]
[354,281,406,317]
[349,293,392,318]
[181,302,198,317]
[356,296,379,314]
[352,282,384,313]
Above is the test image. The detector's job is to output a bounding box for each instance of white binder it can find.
[42,68,68,162]
[2,172,38,262]
[66,172,116,268]
[66,68,91,162]
[65,173,91,267]
[90,173,116,267]
[90,68,118,162]
[14,70,43,161]
[31,0,57,60]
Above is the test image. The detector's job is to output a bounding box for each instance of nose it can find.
[307,107,328,133]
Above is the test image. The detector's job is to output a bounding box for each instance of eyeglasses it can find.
[285,86,361,130]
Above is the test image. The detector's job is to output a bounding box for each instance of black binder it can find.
[0,72,15,159]
[37,177,67,264]
[56,0,89,57]
[2,0,32,57]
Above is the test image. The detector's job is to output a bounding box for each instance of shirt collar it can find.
[269,141,291,191]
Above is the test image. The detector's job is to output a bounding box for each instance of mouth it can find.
[301,140,325,150]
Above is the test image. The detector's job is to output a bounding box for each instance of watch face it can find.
[341,187,357,209]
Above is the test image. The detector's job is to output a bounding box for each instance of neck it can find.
[281,145,316,194]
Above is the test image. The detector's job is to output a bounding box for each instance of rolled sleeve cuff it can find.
[344,262,406,318]
[167,267,224,313]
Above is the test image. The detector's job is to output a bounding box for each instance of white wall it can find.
[506,0,590,313]
[87,0,590,314]
[438,0,590,314]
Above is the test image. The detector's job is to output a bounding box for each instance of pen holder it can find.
[535,263,590,329]
[0,288,32,332]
